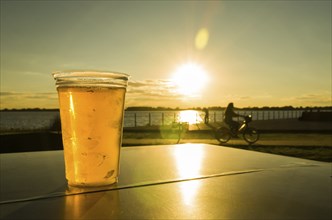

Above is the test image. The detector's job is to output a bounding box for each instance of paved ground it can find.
[122,131,332,162]
[123,133,332,147]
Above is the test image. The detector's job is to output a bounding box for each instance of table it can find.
[1,144,331,219]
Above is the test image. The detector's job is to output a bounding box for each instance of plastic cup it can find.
[52,71,129,187]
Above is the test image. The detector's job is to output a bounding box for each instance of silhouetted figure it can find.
[224,103,243,134]
[203,108,209,124]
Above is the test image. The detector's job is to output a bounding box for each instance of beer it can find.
[57,86,126,187]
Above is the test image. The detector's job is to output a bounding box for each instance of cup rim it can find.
[52,70,130,79]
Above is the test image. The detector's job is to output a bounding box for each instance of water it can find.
[0,111,60,132]
[0,110,306,132]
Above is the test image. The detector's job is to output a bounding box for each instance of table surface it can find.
[0,143,331,219]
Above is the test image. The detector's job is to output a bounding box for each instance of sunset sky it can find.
[1,0,331,109]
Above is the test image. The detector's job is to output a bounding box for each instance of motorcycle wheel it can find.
[243,128,259,144]
[215,127,231,144]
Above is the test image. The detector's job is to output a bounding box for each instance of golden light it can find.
[178,110,202,125]
[69,93,76,119]
[171,62,209,97]
[179,181,201,206]
[173,144,204,178]
[173,144,205,206]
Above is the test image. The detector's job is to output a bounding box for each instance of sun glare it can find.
[171,62,209,97]
[178,110,202,124]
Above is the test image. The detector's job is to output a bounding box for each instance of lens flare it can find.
[195,28,209,50]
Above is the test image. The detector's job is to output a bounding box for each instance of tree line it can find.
[1,106,331,112]
[125,106,332,111]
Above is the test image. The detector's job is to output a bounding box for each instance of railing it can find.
[0,109,329,132]
[124,110,307,127]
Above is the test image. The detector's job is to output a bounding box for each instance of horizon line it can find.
[1,105,332,111]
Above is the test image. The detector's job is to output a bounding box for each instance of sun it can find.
[171,62,209,97]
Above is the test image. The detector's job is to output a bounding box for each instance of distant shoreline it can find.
[0,108,59,112]
[1,106,332,112]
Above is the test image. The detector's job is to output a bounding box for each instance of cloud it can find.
[0,92,58,109]
[128,79,177,96]
[126,79,199,107]
[293,94,323,101]
[283,92,331,106]
[0,79,183,109]
[21,71,49,77]
[0,91,57,99]
[223,92,331,107]
[0,92,17,96]
[223,93,273,101]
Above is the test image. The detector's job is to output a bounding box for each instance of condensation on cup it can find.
[53,71,129,187]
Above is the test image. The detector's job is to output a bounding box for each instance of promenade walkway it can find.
[124,119,332,149]
[188,118,332,133]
